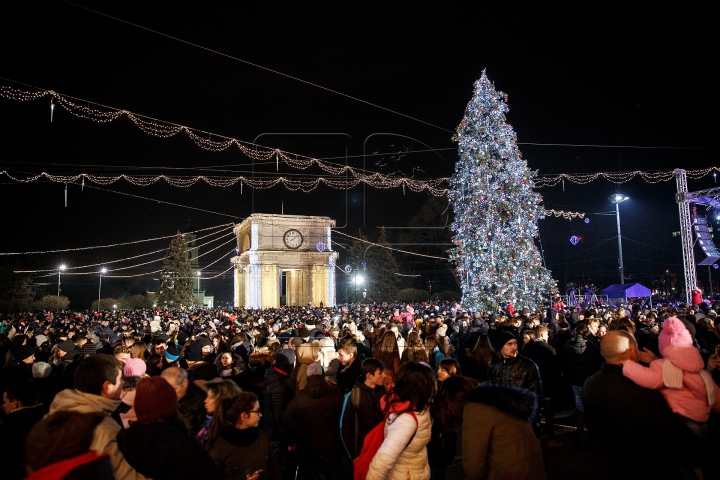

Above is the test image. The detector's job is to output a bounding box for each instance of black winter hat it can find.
[185,343,204,361]
[13,345,35,362]
[494,330,517,351]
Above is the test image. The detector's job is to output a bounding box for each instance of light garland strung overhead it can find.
[0,170,449,196]
[0,223,233,256]
[0,84,448,195]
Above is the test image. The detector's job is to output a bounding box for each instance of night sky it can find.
[1,3,717,308]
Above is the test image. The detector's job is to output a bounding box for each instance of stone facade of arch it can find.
[231,214,338,308]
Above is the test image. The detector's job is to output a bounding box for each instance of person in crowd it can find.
[114,345,132,369]
[487,330,543,399]
[24,411,113,479]
[341,358,387,460]
[428,375,477,480]
[207,391,281,480]
[214,350,246,387]
[437,358,461,384]
[400,331,430,364]
[425,335,446,373]
[283,363,348,478]
[523,324,562,447]
[161,366,208,436]
[1,379,45,480]
[119,357,147,429]
[366,361,434,480]
[460,335,494,382]
[117,376,219,480]
[462,383,546,479]
[131,341,148,361]
[145,353,164,377]
[295,340,321,391]
[373,331,401,387]
[1,345,35,390]
[263,349,295,476]
[318,336,341,382]
[622,317,720,436]
[336,339,362,396]
[46,354,147,480]
[563,321,602,440]
[199,379,241,446]
[584,330,705,479]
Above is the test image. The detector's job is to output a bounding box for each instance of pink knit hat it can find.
[123,357,147,378]
[658,317,693,354]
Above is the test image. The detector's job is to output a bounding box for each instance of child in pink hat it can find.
[623,317,720,432]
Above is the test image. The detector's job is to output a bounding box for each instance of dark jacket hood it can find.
[466,384,537,422]
[304,375,331,398]
[564,337,588,355]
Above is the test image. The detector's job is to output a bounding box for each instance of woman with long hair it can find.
[428,375,478,480]
[131,341,147,361]
[425,336,445,373]
[400,331,429,364]
[366,361,434,480]
[373,330,401,387]
[198,379,241,446]
[206,391,281,480]
[460,335,494,382]
[437,358,461,384]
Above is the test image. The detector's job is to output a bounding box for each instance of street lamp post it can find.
[98,268,107,311]
[196,271,201,305]
[610,194,629,284]
[57,264,66,296]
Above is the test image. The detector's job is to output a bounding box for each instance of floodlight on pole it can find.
[57,264,66,296]
[609,194,629,284]
[98,268,107,311]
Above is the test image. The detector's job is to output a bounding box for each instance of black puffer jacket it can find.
[562,337,602,386]
[117,420,219,480]
[283,375,344,469]
[263,367,293,443]
[487,354,543,398]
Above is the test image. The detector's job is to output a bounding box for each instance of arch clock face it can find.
[283,229,303,249]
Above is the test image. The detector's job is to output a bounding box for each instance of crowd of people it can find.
[2,298,720,479]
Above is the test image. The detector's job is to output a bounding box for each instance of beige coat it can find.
[366,408,431,480]
[48,389,147,480]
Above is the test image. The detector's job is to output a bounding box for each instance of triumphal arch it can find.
[231,214,338,308]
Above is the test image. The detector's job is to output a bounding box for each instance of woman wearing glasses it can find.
[207,391,281,480]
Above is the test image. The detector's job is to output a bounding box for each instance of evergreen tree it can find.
[155,232,194,307]
[447,71,555,312]
[347,229,399,302]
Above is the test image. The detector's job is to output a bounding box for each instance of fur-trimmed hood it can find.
[465,384,537,422]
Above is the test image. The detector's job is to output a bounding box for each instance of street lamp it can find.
[609,194,629,284]
[57,264,66,296]
[196,271,201,305]
[354,274,364,303]
[98,268,107,311]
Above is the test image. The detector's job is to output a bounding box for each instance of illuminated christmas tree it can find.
[448,71,555,312]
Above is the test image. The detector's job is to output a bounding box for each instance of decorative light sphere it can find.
[316,242,326,252]
[584,218,590,224]
[570,235,580,246]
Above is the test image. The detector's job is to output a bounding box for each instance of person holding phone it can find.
[207,391,280,480]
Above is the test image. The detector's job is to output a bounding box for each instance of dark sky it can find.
[1,2,717,307]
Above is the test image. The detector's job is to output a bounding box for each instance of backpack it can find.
[340,386,363,458]
[352,410,418,480]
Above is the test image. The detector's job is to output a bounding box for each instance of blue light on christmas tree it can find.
[447,70,556,312]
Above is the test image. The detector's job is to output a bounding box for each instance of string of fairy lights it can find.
[3,83,715,199]
[0,223,234,256]
[0,84,447,195]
